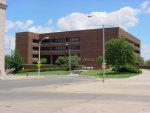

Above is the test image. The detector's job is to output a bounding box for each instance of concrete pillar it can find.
[51,55,53,64]
[0,0,6,75]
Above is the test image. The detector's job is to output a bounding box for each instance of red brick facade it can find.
[16,27,140,68]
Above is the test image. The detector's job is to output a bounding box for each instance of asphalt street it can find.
[0,71,150,113]
[0,75,96,90]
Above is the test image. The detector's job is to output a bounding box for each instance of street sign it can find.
[36,63,42,68]
[102,63,106,69]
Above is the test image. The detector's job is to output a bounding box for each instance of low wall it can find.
[23,64,67,70]
[136,65,150,69]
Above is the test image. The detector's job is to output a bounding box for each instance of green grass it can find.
[81,70,140,78]
[16,70,70,76]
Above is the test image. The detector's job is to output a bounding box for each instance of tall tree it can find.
[8,50,23,73]
[105,37,135,71]
[145,60,150,65]
[135,55,144,65]
[5,55,11,69]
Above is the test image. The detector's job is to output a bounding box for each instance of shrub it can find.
[96,56,103,64]
[55,56,66,65]
[67,55,80,70]
[55,55,80,70]
[118,65,142,73]
[41,58,47,64]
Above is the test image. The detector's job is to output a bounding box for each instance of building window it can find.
[66,37,80,42]
[66,45,80,50]
[32,54,38,58]
[125,39,140,48]
[33,39,39,43]
[135,50,140,54]
[52,46,66,51]
[42,39,51,43]
[52,38,66,43]
[33,47,39,51]
[41,47,51,51]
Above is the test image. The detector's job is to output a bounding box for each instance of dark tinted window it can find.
[33,39,39,43]
[41,47,51,51]
[52,46,65,51]
[32,54,38,58]
[33,47,39,51]
[42,39,51,43]
[66,37,80,42]
[52,38,66,43]
[66,45,80,50]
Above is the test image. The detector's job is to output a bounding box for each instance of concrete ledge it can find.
[0,75,45,80]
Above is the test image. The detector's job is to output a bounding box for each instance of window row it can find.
[125,39,140,48]
[32,54,38,58]
[32,37,80,44]
[33,45,80,51]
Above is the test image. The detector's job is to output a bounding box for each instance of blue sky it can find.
[5,0,150,60]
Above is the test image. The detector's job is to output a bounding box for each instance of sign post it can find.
[37,63,42,76]
[102,63,106,82]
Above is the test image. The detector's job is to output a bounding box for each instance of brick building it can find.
[16,27,140,68]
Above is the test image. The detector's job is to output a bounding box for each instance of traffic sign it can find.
[102,63,106,69]
[37,63,42,68]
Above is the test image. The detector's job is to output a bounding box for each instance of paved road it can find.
[0,75,96,90]
[0,70,150,113]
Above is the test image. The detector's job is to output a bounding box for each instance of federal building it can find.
[16,27,140,68]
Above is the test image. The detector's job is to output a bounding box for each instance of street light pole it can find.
[88,15,106,82]
[66,43,71,74]
[38,37,49,76]
[102,25,105,82]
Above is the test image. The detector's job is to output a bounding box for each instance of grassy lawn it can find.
[81,70,140,78]
[16,70,70,76]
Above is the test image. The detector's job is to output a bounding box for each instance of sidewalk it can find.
[0,75,45,80]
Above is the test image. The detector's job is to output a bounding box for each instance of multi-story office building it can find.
[16,27,140,68]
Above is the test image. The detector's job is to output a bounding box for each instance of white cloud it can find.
[48,19,53,25]
[141,44,150,60]
[6,20,15,31]
[57,7,139,31]
[28,26,52,33]
[140,1,150,14]
[140,1,150,10]
[6,19,34,31]
[57,12,91,30]
[15,20,34,30]
[5,35,15,55]
[6,19,53,34]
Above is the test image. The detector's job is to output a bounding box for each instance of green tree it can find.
[55,56,66,65]
[145,60,150,65]
[5,55,11,69]
[67,55,80,70]
[9,50,23,73]
[105,37,135,72]
[135,55,144,65]
[41,58,47,64]
[96,56,103,64]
